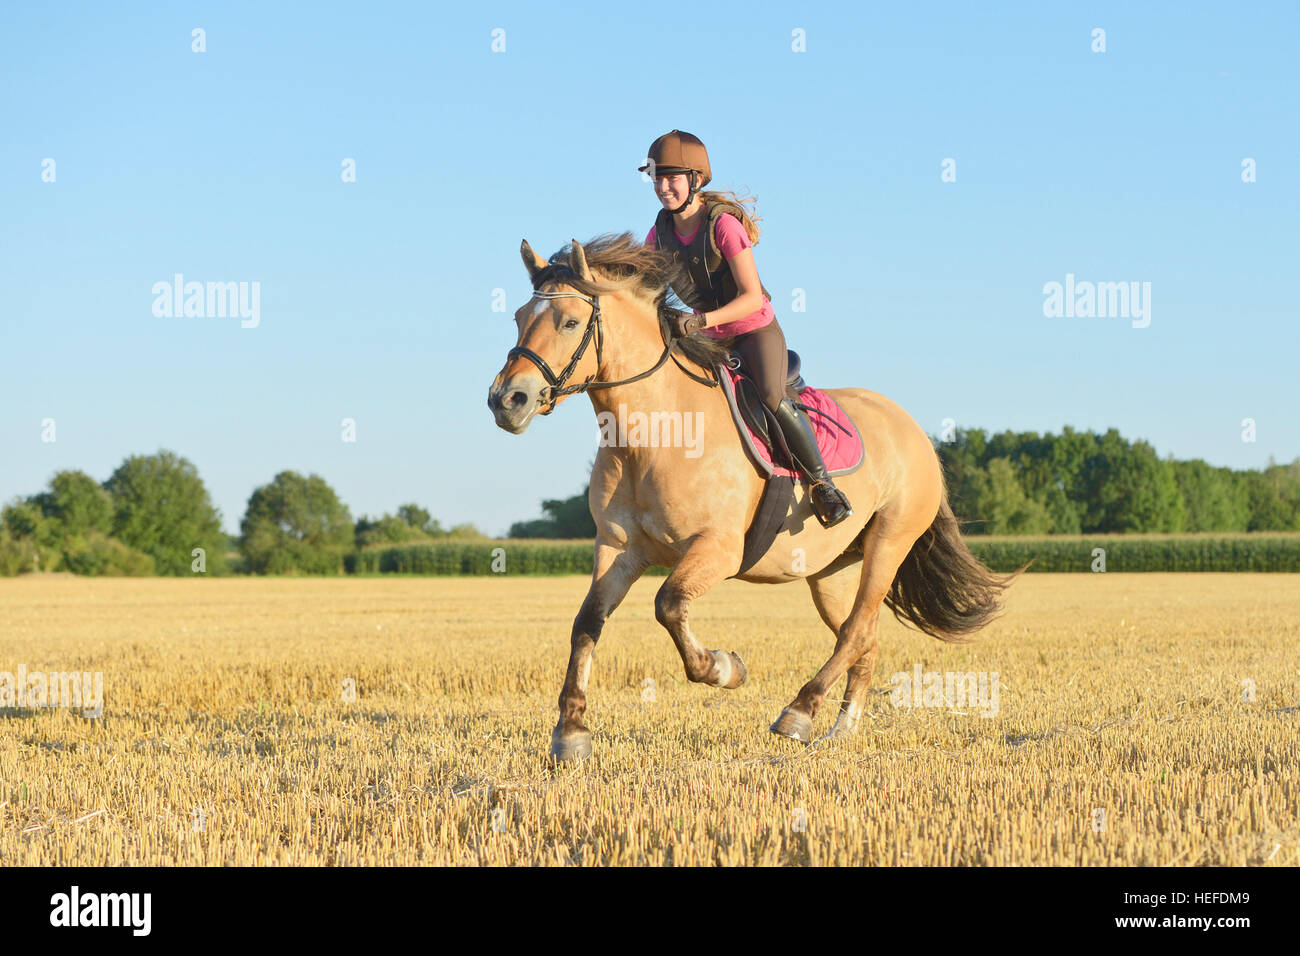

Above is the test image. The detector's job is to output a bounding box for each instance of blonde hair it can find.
[698,189,762,244]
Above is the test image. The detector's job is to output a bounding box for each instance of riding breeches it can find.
[732,317,788,413]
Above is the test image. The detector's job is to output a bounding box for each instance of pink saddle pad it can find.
[722,366,864,479]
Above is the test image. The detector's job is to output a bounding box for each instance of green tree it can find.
[936,428,988,531]
[1173,460,1250,532]
[62,534,156,576]
[30,470,114,538]
[965,457,1052,534]
[508,485,596,538]
[444,522,485,539]
[1244,460,1300,530]
[396,503,434,533]
[104,451,226,575]
[1048,426,1096,522]
[241,471,353,574]
[1039,481,1080,534]
[1,498,56,547]
[940,425,1229,534]
[2,479,154,576]
[0,526,28,576]
[355,512,426,549]
[0,499,62,572]
[1077,432,1184,532]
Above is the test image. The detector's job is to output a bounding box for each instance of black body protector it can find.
[652,201,771,312]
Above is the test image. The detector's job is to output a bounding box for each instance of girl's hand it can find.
[670,311,706,337]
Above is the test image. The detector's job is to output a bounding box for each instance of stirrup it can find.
[808,480,853,529]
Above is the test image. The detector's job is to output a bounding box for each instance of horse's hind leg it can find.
[804,553,879,741]
[771,517,915,743]
[654,537,748,690]
[550,541,649,763]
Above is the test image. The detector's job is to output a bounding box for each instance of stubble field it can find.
[2,573,1296,866]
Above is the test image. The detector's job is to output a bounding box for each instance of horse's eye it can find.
[564,319,580,330]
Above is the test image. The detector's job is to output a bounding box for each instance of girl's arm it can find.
[699,246,766,328]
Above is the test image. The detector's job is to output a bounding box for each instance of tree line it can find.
[937,427,1298,534]
[506,427,1300,538]
[0,450,482,576]
[4,428,1296,576]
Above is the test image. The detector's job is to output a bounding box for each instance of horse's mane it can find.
[536,232,733,372]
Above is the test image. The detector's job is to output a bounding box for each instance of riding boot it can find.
[771,398,853,528]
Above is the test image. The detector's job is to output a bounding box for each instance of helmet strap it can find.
[667,171,700,215]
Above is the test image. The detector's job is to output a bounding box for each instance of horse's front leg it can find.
[550,540,649,763]
[654,536,748,690]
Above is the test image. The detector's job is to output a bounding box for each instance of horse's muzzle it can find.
[488,375,544,433]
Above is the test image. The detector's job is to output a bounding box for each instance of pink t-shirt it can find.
[645,212,775,338]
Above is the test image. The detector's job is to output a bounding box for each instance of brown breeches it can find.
[732,317,788,413]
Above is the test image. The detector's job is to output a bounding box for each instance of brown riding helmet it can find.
[638,130,712,187]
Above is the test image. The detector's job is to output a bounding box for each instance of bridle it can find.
[507,265,716,415]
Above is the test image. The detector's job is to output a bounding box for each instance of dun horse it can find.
[488,234,1022,763]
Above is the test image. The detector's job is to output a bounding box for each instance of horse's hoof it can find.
[710,649,747,689]
[769,708,814,744]
[817,706,861,744]
[549,731,592,764]
[815,724,850,746]
[729,652,748,688]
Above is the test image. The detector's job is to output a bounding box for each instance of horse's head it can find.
[488,233,728,434]
[488,238,607,434]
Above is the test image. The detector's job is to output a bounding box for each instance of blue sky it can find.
[3,1,1297,536]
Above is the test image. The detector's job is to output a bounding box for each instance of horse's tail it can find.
[883,492,1030,644]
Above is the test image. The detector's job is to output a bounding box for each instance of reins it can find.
[507,265,717,414]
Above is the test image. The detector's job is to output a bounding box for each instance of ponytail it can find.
[698,190,762,244]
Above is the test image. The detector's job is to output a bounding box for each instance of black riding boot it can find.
[771,398,853,528]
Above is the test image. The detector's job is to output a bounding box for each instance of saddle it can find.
[715,349,864,576]
[729,349,806,455]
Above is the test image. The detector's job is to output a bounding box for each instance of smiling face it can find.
[654,170,694,210]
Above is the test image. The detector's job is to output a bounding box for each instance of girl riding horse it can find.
[639,129,853,528]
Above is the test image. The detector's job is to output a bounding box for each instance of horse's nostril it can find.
[507,390,528,409]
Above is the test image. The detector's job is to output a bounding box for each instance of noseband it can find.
[507,265,716,415]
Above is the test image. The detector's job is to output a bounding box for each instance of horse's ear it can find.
[520,239,548,280]
[568,239,593,282]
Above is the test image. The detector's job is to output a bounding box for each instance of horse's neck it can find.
[585,316,729,460]
[586,349,723,420]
